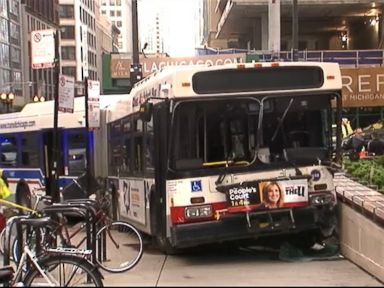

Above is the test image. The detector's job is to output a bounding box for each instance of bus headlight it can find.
[185,205,213,220]
[309,193,334,206]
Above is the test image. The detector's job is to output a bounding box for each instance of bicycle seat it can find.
[0,265,14,282]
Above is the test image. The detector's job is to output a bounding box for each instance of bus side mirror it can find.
[139,102,153,122]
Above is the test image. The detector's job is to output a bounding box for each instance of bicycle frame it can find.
[58,204,120,264]
[59,208,108,248]
[13,245,60,286]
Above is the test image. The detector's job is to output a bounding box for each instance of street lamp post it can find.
[0,92,15,113]
[0,81,34,111]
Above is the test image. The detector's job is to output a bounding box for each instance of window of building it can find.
[0,18,8,43]
[61,46,76,60]
[10,0,19,19]
[110,0,115,5]
[59,5,75,18]
[0,43,9,67]
[62,66,76,77]
[101,9,106,15]
[61,26,75,39]
[10,46,20,68]
[110,10,115,17]
[0,0,7,18]
[10,22,20,45]
[0,69,9,86]
[116,21,122,27]
[116,10,121,17]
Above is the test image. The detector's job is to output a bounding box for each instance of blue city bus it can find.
[0,95,124,205]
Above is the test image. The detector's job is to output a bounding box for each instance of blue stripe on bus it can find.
[2,168,79,189]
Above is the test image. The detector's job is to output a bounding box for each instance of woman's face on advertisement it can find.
[267,184,280,203]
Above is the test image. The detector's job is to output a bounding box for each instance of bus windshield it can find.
[170,94,333,171]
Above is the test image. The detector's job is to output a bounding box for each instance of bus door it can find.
[42,130,57,194]
[64,129,88,177]
[151,102,170,246]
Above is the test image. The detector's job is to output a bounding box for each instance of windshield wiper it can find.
[271,98,294,142]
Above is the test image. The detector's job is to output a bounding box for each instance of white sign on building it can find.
[31,29,56,69]
[87,80,100,128]
[58,74,75,113]
[82,25,89,78]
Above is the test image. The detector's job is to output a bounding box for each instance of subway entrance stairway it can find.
[335,172,384,282]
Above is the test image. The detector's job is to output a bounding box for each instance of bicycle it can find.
[55,189,144,273]
[0,189,50,262]
[0,215,104,287]
[3,180,144,274]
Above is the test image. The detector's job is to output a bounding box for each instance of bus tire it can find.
[149,188,179,255]
[15,180,32,212]
[156,235,180,255]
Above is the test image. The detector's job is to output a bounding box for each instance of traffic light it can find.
[130,63,143,85]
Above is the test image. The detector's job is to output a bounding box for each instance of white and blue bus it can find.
[0,94,124,205]
[106,62,343,253]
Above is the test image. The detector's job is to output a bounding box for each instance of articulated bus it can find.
[106,62,343,253]
[0,95,124,204]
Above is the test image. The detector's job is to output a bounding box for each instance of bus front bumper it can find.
[170,205,332,249]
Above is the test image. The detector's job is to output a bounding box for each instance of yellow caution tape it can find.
[0,199,40,217]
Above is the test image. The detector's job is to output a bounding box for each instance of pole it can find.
[50,30,60,203]
[132,0,139,65]
[84,76,92,193]
[130,0,143,86]
[292,0,299,61]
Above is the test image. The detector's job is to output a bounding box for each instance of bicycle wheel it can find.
[23,254,104,287]
[12,227,47,264]
[0,228,5,255]
[96,221,143,273]
[1,224,23,262]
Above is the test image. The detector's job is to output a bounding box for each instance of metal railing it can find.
[195,48,384,66]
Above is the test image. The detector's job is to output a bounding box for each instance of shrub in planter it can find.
[343,156,384,192]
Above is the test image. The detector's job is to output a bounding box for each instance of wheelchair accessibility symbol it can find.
[191,180,202,192]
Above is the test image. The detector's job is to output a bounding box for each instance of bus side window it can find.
[134,136,143,173]
[123,139,131,174]
[21,132,39,167]
[132,117,144,175]
[67,132,87,176]
[145,119,154,172]
[0,136,18,166]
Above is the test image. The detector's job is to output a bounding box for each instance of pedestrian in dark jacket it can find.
[345,128,367,160]
[367,132,384,156]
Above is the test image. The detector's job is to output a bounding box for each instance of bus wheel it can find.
[155,235,180,255]
[15,180,32,213]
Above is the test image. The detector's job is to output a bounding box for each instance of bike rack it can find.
[42,203,98,265]
[61,199,107,265]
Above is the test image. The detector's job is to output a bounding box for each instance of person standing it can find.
[0,169,11,199]
[341,118,353,138]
